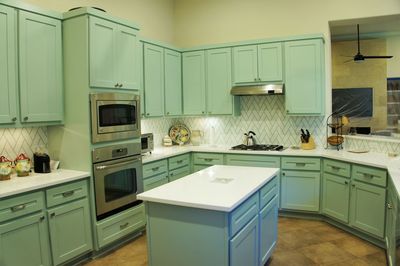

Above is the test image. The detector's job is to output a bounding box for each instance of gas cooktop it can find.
[231,144,285,151]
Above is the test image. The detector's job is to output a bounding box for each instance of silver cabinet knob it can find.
[11,117,17,122]
[166,112,170,115]
[119,84,123,88]
[114,83,119,87]
[201,111,205,114]
[146,113,150,116]
[344,181,349,184]
[23,116,28,121]
[387,203,393,209]
[254,78,257,81]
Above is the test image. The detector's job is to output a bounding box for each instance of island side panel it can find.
[146,202,229,266]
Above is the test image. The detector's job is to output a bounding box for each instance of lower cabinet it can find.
[192,152,224,172]
[143,159,169,191]
[230,216,259,266]
[386,177,397,266]
[259,196,278,265]
[322,173,350,223]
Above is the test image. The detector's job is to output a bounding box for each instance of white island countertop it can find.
[0,169,90,199]
[138,165,279,212]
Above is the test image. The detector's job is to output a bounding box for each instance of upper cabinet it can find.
[233,43,283,84]
[164,49,182,116]
[0,4,63,126]
[284,39,325,115]
[183,51,206,115]
[89,16,139,90]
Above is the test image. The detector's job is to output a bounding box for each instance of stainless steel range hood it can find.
[230,84,284,96]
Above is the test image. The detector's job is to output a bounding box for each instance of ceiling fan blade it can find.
[363,55,393,59]
[343,59,354,63]
[357,24,361,55]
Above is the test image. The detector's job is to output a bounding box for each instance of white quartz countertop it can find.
[138,165,279,212]
[0,169,90,199]
[142,145,400,197]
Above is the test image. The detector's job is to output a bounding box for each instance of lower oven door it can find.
[93,154,143,217]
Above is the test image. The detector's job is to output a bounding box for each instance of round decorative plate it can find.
[169,124,191,145]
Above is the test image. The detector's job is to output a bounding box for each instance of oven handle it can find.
[95,158,141,170]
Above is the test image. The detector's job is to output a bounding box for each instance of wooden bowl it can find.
[327,136,344,146]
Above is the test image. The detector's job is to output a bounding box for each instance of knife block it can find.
[301,136,316,150]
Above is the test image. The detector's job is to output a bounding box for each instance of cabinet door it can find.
[232,45,258,83]
[48,198,92,265]
[350,180,386,238]
[0,5,17,124]
[116,24,139,90]
[281,170,320,212]
[386,180,397,266]
[206,48,233,115]
[259,196,278,265]
[182,51,206,115]
[0,212,51,266]
[19,11,63,123]
[322,173,350,223]
[164,49,182,116]
[258,43,283,82]
[89,16,117,88]
[144,43,164,117]
[230,215,258,266]
[284,39,324,115]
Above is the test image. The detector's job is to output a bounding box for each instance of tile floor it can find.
[84,217,386,266]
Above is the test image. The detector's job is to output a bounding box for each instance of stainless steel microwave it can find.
[141,133,154,154]
[90,92,140,143]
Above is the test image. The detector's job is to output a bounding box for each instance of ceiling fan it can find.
[345,24,393,62]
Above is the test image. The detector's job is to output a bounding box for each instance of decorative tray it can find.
[169,124,191,145]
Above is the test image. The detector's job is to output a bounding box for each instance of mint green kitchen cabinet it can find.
[350,180,386,238]
[385,177,397,266]
[19,11,63,123]
[182,51,206,115]
[144,43,164,117]
[259,196,278,265]
[0,212,51,266]
[192,153,224,172]
[0,5,17,125]
[89,16,139,90]
[143,159,169,191]
[164,49,182,116]
[284,39,324,115]
[322,173,350,223]
[206,48,233,115]
[233,43,283,84]
[168,154,190,182]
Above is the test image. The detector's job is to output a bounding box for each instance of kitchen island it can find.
[138,165,279,266]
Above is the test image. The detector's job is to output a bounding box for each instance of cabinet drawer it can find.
[230,193,259,236]
[352,165,387,187]
[226,154,280,168]
[260,176,278,209]
[97,204,145,248]
[193,153,224,165]
[323,159,350,178]
[281,157,320,171]
[169,165,190,182]
[46,179,88,208]
[143,159,168,179]
[143,173,168,191]
[0,191,44,223]
[168,154,190,170]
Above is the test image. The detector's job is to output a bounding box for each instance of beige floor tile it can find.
[301,242,356,264]
[331,235,383,257]
[268,250,317,266]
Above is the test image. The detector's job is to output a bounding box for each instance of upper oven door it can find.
[90,93,141,143]
[93,154,143,217]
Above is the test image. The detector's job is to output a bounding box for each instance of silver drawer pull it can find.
[11,204,26,212]
[387,203,393,209]
[204,158,213,162]
[152,166,160,171]
[176,160,183,164]
[295,163,306,167]
[62,191,75,197]
[331,166,341,170]
[362,173,374,178]
[120,222,129,230]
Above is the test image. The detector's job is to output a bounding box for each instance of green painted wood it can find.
[168,153,190,170]
[232,45,258,83]
[281,170,320,212]
[47,198,92,265]
[206,48,233,115]
[46,179,88,208]
[182,51,206,115]
[258,43,283,82]
[322,173,350,223]
[226,154,280,168]
[193,152,224,165]
[259,195,278,265]
[0,191,44,223]
[19,10,63,123]
[230,193,259,236]
[385,177,397,266]
[164,48,182,116]
[350,180,386,238]
[143,159,168,178]
[96,204,145,248]
[323,159,351,178]
[352,164,387,187]
[260,177,278,209]
[0,212,51,266]
[193,164,210,172]
[143,173,168,191]
[0,5,17,125]
[284,39,324,115]
[144,43,164,117]
[168,165,190,182]
[281,156,321,171]
[230,215,259,266]
[138,41,145,116]
[116,24,139,90]
[146,202,229,266]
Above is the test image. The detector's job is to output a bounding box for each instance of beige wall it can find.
[387,36,400,78]
[332,39,387,131]
[20,0,176,43]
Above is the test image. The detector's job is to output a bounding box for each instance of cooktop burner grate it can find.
[231,144,284,151]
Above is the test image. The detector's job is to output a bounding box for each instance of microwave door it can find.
[97,100,138,134]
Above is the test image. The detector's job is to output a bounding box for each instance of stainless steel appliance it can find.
[231,144,284,151]
[141,133,154,154]
[230,84,284,96]
[90,92,140,143]
[93,142,143,220]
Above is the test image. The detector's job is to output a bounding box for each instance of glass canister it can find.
[14,153,31,177]
[191,130,203,146]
